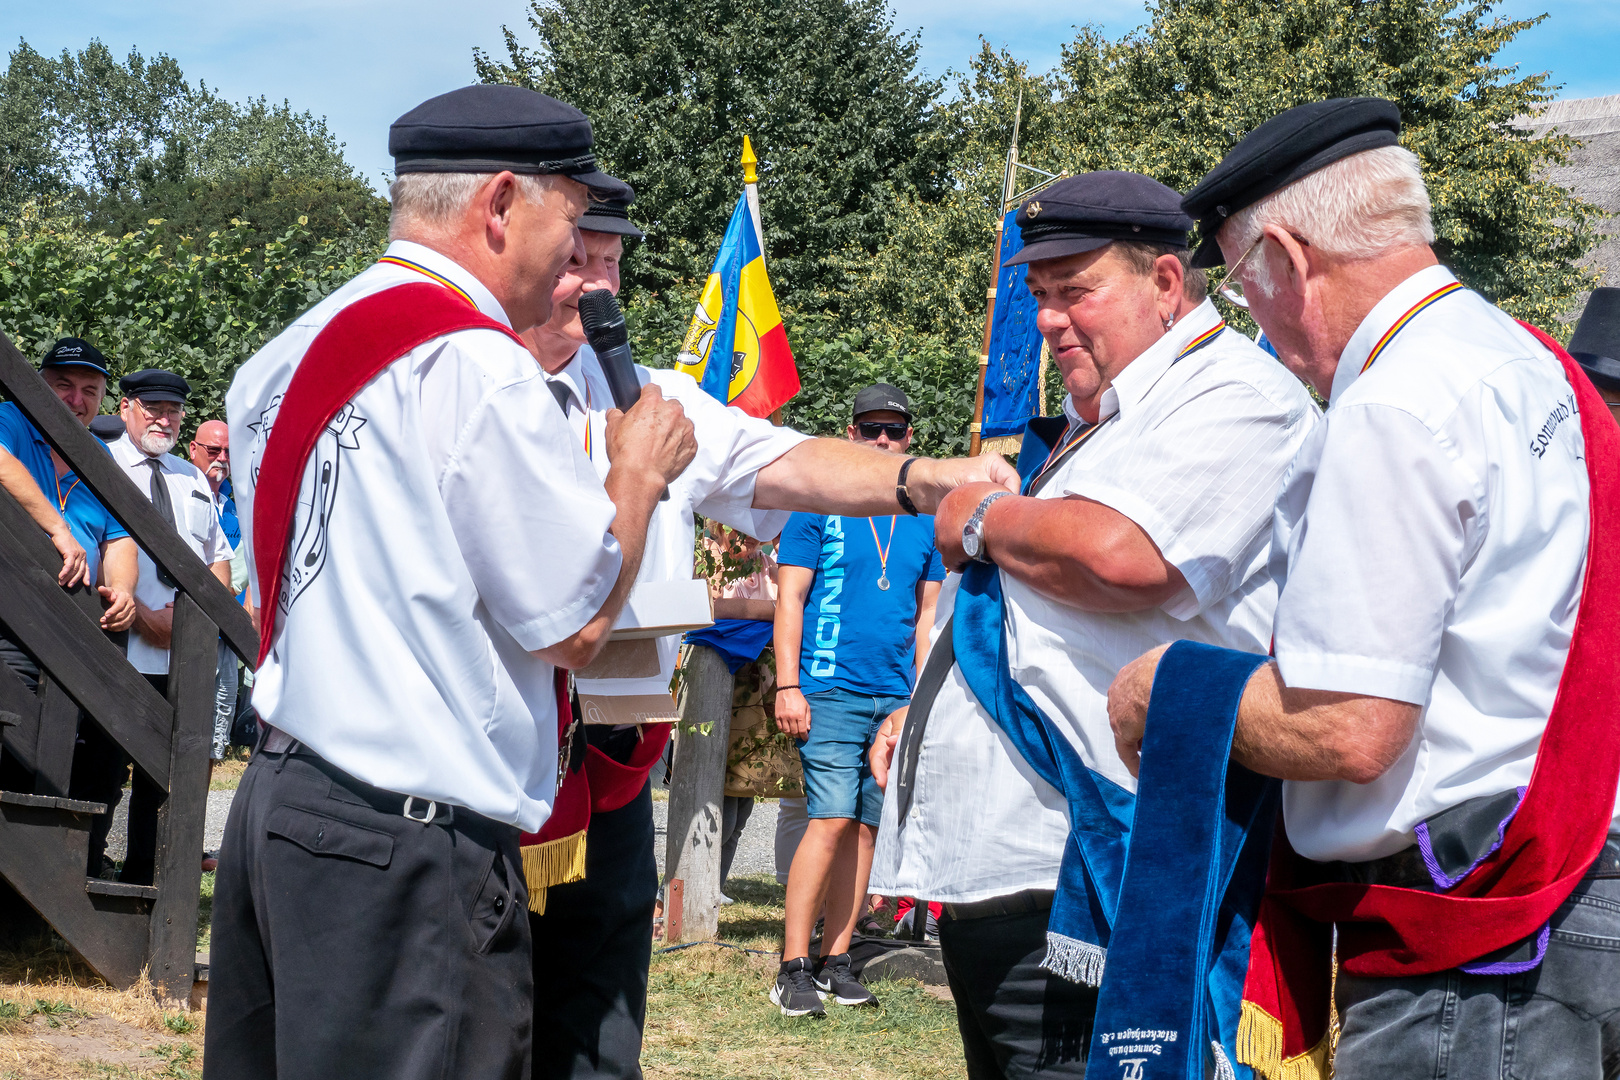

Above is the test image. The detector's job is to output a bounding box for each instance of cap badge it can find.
[1026,201,1042,218]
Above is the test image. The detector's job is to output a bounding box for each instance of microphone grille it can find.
[578,289,625,342]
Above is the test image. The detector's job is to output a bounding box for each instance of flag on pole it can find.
[675,142,799,417]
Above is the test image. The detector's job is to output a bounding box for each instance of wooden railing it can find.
[0,331,257,1001]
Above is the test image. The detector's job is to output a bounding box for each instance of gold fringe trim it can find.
[520,830,588,915]
[978,434,1024,458]
[1236,1001,1333,1080]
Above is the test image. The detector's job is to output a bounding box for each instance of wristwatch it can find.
[962,491,1012,564]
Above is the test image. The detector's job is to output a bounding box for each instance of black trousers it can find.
[938,908,1098,1079]
[204,749,532,1080]
[530,780,658,1080]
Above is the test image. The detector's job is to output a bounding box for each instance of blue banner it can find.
[981,210,1045,440]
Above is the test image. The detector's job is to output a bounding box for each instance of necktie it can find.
[144,457,178,588]
[547,379,573,414]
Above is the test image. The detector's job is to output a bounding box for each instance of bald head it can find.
[190,420,230,490]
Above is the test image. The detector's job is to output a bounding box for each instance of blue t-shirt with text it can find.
[0,402,127,583]
[778,512,945,698]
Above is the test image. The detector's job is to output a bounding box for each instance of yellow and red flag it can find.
[675,189,799,417]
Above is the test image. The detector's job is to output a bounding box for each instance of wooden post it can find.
[145,594,215,1004]
[662,643,733,941]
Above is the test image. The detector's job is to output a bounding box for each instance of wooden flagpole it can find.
[969,92,1023,457]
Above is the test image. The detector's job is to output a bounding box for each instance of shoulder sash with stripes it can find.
[377,255,479,309]
[1361,281,1467,374]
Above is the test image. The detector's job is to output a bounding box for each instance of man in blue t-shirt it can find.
[771,383,945,1016]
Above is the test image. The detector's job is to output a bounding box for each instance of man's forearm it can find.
[773,602,804,688]
[1231,663,1421,784]
[984,495,1185,613]
[0,450,70,539]
[713,597,775,622]
[535,467,664,669]
[103,538,137,594]
[753,439,1017,517]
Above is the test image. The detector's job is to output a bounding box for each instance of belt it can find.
[942,888,1055,922]
[256,730,483,830]
[1327,834,1620,890]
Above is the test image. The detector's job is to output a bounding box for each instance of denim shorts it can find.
[795,687,908,826]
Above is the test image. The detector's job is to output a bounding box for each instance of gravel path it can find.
[108,787,783,880]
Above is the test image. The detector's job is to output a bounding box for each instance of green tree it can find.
[474,0,948,315]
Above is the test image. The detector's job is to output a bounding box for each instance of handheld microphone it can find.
[577,288,668,499]
[578,289,642,411]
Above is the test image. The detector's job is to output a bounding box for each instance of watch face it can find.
[962,527,981,558]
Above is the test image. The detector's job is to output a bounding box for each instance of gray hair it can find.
[1222,145,1434,298]
[388,172,558,239]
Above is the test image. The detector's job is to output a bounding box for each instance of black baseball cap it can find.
[119,368,191,405]
[89,415,127,442]
[1182,98,1403,268]
[1571,288,1620,394]
[1006,171,1192,267]
[853,383,912,422]
[580,181,645,240]
[389,85,629,200]
[41,337,111,378]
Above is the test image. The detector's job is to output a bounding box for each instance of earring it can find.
[1164,315,1174,330]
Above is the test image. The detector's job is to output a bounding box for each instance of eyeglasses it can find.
[193,442,228,458]
[856,422,909,441]
[1210,230,1310,309]
[134,398,185,422]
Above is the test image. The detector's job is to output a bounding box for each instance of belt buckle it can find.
[402,796,438,825]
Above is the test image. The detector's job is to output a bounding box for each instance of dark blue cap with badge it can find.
[389,85,629,199]
[1571,288,1620,394]
[580,181,645,240]
[1182,97,1403,268]
[1005,171,1192,267]
[41,337,111,378]
[120,368,191,405]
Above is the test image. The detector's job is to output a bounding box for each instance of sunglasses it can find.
[856,422,909,440]
[193,442,228,458]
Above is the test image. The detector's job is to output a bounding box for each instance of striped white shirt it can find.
[870,299,1319,903]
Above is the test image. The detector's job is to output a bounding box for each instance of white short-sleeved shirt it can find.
[109,433,235,675]
[546,346,809,698]
[1275,265,1598,863]
[870,300,1320,903]
[227,240,623,832]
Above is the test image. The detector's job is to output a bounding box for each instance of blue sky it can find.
[9,0,1619,189]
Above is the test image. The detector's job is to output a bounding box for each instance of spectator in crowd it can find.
[110,368,234,885]
[868,173,1317,1079]
[188,418,254,872]
[772,383,945,1017]
[0,338,138,875]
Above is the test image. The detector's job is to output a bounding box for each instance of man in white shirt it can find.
[109,367,234,887]
[520,189,1020,1079]
[1111,98,1615,1077]
[867,172,1318,1079]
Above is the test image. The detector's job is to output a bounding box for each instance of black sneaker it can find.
[770,956,826,1018]
[813,952,878,1007]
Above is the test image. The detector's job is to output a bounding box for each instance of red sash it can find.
[252,281,525,666]
[1240,323,1620,1076]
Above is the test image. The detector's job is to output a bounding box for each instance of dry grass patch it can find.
[0,943,204,1078]
[209,748,251,791]
[643,875,964,1080]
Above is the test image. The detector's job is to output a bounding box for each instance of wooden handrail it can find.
[0,332,258,665]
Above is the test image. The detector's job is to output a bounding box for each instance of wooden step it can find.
[85,879,158,901]
[0,790,108,815]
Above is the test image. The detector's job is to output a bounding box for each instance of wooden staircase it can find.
[0,332,258,1000]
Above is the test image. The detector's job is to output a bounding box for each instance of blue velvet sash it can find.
[955,559,1279,1079]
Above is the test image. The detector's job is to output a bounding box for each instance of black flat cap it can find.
[120,368,191,405]
[1005,171,1192,267]
[853,382,912,421]
[580,181,645,240]
[41,337,111,378]
[1182,98,1402,268]
[89,415,127,442]
[1571,288,1620,394]
[390,85,628,198]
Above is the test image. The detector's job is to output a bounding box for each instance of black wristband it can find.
[775,685,800,692]
[895,456,920,516]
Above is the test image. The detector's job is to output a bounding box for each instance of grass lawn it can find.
[2,869,964,1078]
[644,875,965,1079]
